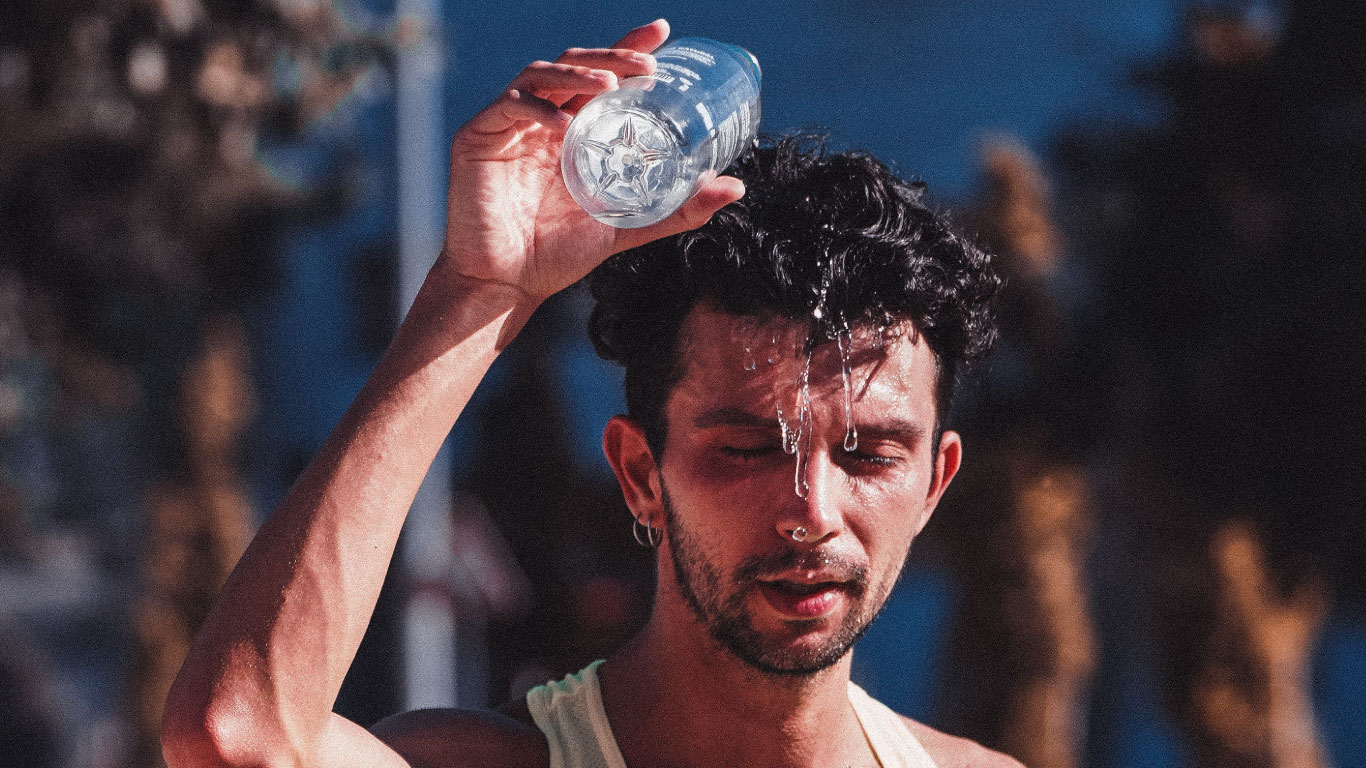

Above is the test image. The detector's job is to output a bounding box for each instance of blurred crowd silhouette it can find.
[0,0,382,763]
[1,1,1363,767]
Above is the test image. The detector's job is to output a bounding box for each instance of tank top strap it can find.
[525,661,629,768]
[848,682,939,768]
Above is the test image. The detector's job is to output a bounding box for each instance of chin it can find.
[735,638,854,678]
[720,606,867,678]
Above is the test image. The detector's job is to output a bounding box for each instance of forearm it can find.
[1266,669,1328,768]
[162,19,730,763]
[163,269,539,765]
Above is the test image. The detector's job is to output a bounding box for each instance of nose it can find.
[776,449,846,545]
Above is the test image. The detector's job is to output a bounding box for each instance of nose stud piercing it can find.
[790,526,809,542]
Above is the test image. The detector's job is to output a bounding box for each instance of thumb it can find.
[612,176,746,252]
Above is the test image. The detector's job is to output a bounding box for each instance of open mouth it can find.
[765,579,841,596]
[757,579,847,618]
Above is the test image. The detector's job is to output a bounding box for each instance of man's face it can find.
[647,305,959,677]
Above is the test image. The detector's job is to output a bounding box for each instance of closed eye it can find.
[722,445,902,468]
[845,450,900,467]
[837,441,910,470]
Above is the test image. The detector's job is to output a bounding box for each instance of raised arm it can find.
[161,20,743,768]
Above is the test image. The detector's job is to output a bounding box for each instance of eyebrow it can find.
[692,407,777,431]
[692,406,928,444]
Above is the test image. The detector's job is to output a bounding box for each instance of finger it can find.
[555,28,664,112]
[554,47,656,77]
[613,176,746,252]
[550,49,654,111]
[559,92,600,116]
[464,88,570,136]
[1212,521,1273,618]
[607,18,670,54]
[509,60,619,101]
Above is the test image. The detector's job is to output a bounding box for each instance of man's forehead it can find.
[671,304,938,403]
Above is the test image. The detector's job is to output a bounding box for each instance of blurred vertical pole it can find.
[395,0,458,710]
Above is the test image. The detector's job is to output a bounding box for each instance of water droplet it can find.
[777,406,798,455]
[837,327,858,452]
[792,351,813,497]
[732,317,764,371]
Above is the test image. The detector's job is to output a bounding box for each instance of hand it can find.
[438,20,746,303]
[1211,520,1328,678]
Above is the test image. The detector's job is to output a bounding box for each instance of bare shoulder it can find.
[901,716,1025,768]
[371,704,548,768]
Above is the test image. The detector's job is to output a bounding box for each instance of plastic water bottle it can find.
[561,38,761,229]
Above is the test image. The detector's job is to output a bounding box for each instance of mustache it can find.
[733,549,869,595]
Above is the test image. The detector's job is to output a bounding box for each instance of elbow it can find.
[161,690,306,768]
[160,707,251,768]
[160,704,232,768]
[160,712,227,768]
[161,672,216,768]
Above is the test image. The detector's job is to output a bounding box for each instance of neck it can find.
[598,588,873,768]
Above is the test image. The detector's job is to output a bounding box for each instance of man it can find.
[162,19,1021,768]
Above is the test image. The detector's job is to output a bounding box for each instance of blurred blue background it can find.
[3,0,1363,766]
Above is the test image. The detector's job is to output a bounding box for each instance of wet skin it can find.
[370,305,1006,768]
[633,303,962,677]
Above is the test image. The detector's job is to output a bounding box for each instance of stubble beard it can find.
[662,489,905,679]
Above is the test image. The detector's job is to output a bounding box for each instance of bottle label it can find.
[649,41,757,173]
[710,98,751,171]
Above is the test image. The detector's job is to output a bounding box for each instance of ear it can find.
[603,415,664,523]
[916,429,962,534]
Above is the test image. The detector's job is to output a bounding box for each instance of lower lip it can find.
[758,583,843,619]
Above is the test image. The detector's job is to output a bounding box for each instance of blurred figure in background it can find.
[1175,519,1330,768]
[934,139,1099,768]
[0,1,383,765]
[1055,2,1365,765]
[128,319,256,768]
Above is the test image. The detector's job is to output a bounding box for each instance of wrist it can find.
[426,258,545,311]
[413,261,544,323]
[382,267,545,377]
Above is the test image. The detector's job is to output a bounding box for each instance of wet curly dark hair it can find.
[587,134,1000,456]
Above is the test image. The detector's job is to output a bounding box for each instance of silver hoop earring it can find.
[633,517,661,548]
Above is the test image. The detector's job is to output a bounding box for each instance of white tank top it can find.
[525,661,938,768]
